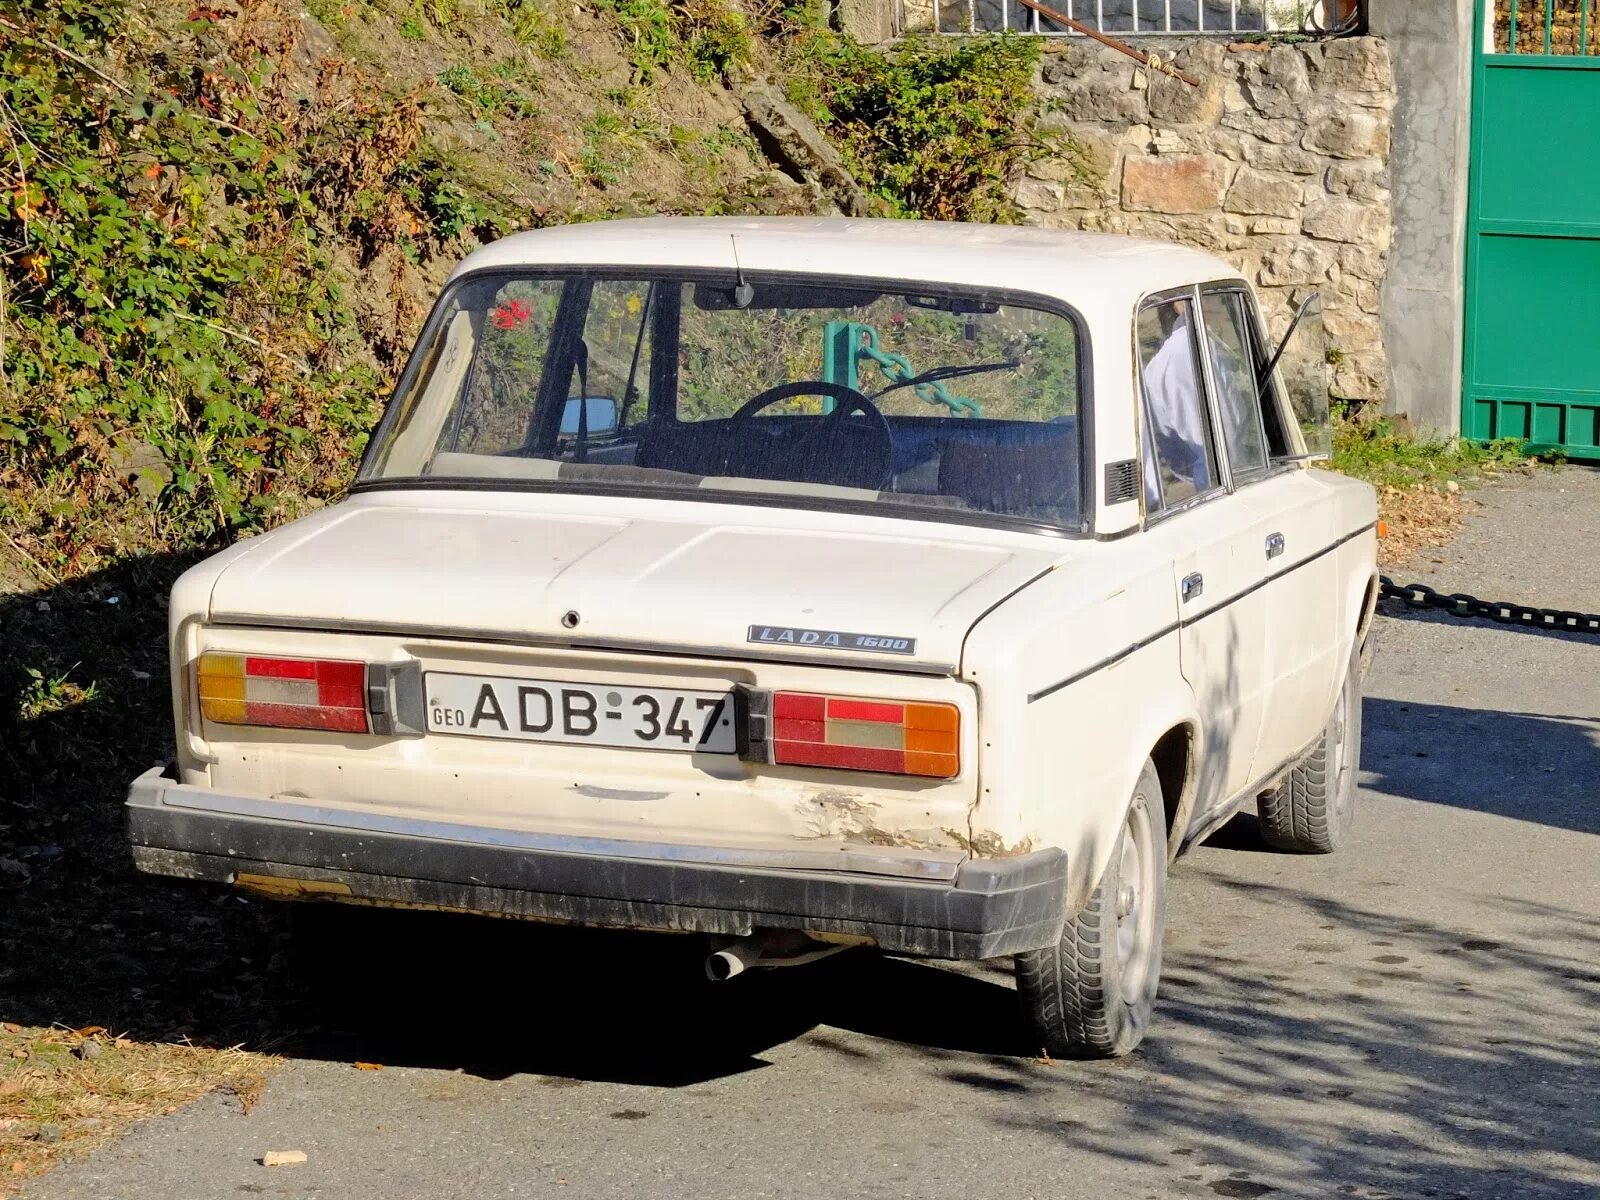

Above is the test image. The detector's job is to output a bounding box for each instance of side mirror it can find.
[1259,293,1331,461]
[560,396,619,438]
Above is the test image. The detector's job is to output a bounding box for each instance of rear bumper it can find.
[125,766,1068,959]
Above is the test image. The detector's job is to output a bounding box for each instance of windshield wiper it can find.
[872,360,1019,399]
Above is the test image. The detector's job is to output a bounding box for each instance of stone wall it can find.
[1017,36,1395,405]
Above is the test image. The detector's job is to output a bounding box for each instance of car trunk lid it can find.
[204,491,1066,670]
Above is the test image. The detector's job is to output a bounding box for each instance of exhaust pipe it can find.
[706,937,763,981]
[704,931,858,981]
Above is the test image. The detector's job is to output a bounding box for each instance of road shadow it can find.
[940,876,1600,1200]
[1363,696,1600,835]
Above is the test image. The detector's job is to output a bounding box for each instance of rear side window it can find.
[1199,290,1270,479]
[1138,298,1219,513]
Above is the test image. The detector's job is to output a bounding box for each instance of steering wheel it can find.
[728,380,894,491]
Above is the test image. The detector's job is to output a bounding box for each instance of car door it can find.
[1137,290,1269,813]
[1225,288,1344,765]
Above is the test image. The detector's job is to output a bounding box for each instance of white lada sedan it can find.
[127,217,1378,1058]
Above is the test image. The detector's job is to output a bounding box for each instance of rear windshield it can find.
[361,271,1087,530]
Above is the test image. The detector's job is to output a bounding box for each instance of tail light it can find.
[738,689,960,779]
[197,654,369,734]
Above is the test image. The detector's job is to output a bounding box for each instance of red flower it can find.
[491,299,532,330]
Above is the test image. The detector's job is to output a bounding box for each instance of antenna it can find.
[729,235,754,309]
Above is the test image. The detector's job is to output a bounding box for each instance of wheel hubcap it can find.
[1114,800,1157,1000]
[1330,678,1352,813]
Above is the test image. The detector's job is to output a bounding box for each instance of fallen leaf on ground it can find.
[352,1061,383,1071]
[262,1150,308,1167]
[1,1021,22,1033]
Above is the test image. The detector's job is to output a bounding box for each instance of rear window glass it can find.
[363,272,1087,530]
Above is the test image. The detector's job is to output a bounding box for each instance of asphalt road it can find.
[29,469,1600,1200]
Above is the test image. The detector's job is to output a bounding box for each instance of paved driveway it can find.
[29,470,1600,1200]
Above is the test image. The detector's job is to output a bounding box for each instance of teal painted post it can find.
[1544,0,1553,54]
[1510,0,1519,52]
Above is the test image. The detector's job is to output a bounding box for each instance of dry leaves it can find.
[1376,485,1466,569]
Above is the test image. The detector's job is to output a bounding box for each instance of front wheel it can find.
[1257,638,1363,853]
[1016,759,1167,1059]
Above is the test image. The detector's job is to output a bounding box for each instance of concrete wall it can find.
[1017,37,1396,407]
[1369,0,1475,436]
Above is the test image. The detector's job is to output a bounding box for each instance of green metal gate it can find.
[1464,1,1600,460]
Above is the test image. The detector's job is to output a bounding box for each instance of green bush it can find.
[783,30,1047,222]
[0,0,499,574]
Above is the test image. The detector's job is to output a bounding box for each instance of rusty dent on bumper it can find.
[125,766,1070,960]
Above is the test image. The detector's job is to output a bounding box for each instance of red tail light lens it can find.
[765,691,959,779]
[197,654,369,734]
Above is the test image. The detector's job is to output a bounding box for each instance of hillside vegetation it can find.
[0,0,1055,585]
[0,0,1058,1180]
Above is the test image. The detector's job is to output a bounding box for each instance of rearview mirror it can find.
[560,396,619,438]
[1260,293,1331,461]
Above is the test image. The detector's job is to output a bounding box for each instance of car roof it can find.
[447,217,1244,314]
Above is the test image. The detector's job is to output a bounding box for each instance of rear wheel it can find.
[1257,639,1362,853]
[1016,759,1167,1059]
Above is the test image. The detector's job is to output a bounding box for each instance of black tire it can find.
[1016,759,1167,1059]
[1257,639,1362,853]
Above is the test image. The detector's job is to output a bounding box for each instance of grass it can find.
[1,1028,269,1185]
[1331,416,1534,490]
[1329,414,1547,566]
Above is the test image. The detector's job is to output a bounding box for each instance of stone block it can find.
[1303,111,1390,159]
[1121,154,1229,214]
[1302,198,1387,245]
[1221,110,1302,145]
[1315,37,1393,94]
[1323,304,1384,352]
[1030,126,1119,194]
[1325,162,1388,202]
[1245,142,1325,176]
[1331,349,1388,401]
[1239,45,1314,119]
[834,0,894,44]
[1150,66,1226,125]
[1015,178,1064,213]
[1211,130,1250,161]
[1050,83,1150,124]
[1338,243,1387,282]
[1224,166,1302,218]
[1258,241,1335,288]
[1249,216,1300,236]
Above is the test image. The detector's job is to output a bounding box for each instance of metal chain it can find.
[1379,576,1600,635]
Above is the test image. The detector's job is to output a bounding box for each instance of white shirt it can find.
[1141,315,1213,507]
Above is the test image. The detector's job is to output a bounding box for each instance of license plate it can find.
[424,672,737,754]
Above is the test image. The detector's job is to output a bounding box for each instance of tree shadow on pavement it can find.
[1362,696,1600,835]
[912,875,1600,1200]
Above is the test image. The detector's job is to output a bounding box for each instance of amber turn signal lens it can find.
[197,653,369,733]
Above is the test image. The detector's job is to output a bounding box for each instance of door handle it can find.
[1265,532,1286,559]
[1181,572,1204,602]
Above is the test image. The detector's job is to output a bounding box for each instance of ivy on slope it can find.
[782,27,1048,223]
[0,0,493,575]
